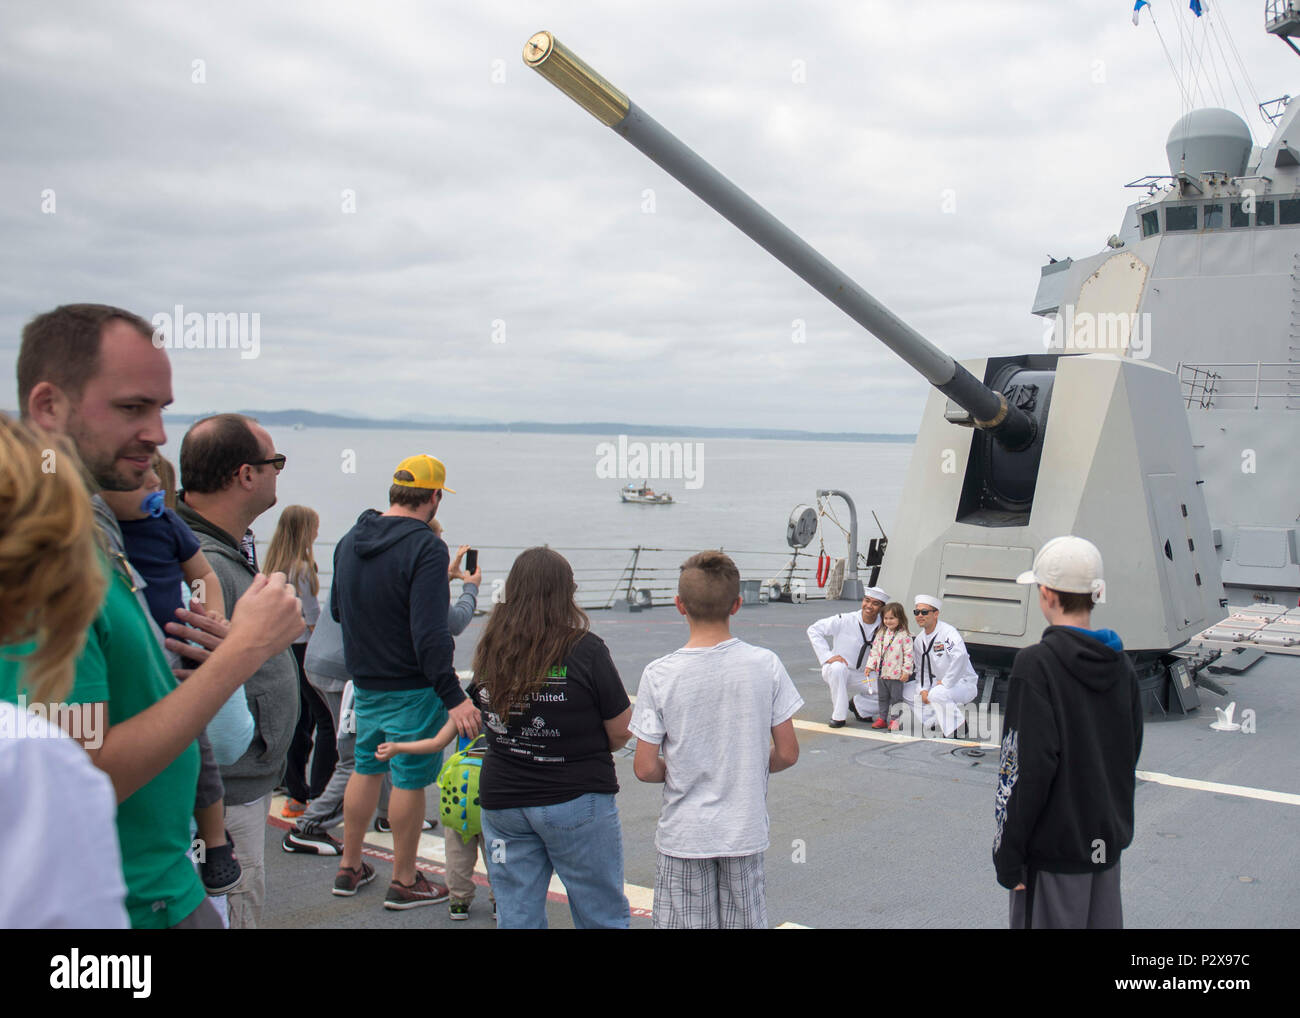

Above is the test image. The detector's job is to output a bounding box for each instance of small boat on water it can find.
[620,482,673,504]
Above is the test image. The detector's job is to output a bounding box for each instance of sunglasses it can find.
[913,608,935,616]
[248,454,287,472]
[109,550,139,593]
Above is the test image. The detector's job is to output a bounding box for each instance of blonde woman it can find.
[265,506,333,815]
[0,414,128,927]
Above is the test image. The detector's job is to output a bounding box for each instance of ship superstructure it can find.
[1030,4,1300,603]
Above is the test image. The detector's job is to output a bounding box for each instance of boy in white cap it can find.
[904,595,978,737]
[806,586,889,728]
[992,535,1142,929]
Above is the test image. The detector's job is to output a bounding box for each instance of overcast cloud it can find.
[0,0,1290,433]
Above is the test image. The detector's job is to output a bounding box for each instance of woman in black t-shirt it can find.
[472,547,633,928]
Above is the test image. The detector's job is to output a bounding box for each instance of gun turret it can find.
[523,31,1037,452]
[522,31,1228,704]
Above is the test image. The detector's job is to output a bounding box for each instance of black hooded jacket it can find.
[992,626,1143,889]
[330,510,464,708]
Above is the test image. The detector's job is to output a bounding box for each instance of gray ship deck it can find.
[263,600,1298,929]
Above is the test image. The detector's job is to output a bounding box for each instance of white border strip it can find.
[1136,769,1300,807]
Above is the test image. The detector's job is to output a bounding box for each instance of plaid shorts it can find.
[653,851,768,929]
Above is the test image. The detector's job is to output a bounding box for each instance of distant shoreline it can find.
[179,409,918,442]
[1,406,914,442]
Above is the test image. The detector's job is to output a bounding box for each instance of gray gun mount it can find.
[524,32,1227,707]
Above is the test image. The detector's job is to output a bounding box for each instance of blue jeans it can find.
[480,792,629,929]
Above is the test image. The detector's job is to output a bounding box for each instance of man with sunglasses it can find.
[177,413,299,928]
[903,595,978,737]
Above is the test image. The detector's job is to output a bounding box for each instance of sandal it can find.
[201,830,243,895]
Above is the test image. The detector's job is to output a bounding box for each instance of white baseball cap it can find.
[862,586,889,603]
[1016,535,1106,604]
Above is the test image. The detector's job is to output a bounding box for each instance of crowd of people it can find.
[0,302,1142,931]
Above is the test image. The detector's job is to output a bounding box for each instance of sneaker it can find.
[448,897,471,921]
[332,862,376,896]
[889,719,902,732]
[200,831,242,895]
[384,872,450,910]
[282,827,342,855]
[871,717,888,730]
[281,798,308,819]
[373,817,436,834]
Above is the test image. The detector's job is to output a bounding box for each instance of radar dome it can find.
[1165,108,1252,178]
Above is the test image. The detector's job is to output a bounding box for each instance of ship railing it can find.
[1177,361,1299,409]
[279,542,842,612]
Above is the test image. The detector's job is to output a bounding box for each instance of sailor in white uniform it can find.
[807,586,889,728]
[904,595,978,737]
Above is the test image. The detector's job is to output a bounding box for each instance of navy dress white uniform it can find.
[905,600,978,736]
[807,597,885,723]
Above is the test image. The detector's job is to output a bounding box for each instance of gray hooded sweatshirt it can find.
[176,500,299,806]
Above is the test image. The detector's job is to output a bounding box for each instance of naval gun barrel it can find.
[523,32,1035,449]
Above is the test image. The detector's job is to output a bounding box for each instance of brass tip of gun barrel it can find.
[523,31,630,127]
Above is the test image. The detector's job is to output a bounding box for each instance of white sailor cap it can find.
[913,594,941,610]
[862,586,889,603]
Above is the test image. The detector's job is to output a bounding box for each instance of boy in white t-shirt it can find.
[631,551,803,929]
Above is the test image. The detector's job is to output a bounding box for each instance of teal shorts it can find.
[353,686,448,790]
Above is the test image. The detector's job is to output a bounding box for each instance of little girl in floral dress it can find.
[865,602,914,730]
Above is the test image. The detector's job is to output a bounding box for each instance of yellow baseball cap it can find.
[392,454,456,493]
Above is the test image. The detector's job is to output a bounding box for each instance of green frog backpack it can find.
[438,735,485,843]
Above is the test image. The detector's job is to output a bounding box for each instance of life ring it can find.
[816,552,831,588]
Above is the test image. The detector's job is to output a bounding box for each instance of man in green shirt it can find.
[5,303,305,928]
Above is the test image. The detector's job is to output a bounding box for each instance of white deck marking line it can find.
[673,701,1300,805]
[627,693,999,749]
[274,800,656,916]
[366,827,660,910]
[1135,770,1300,807]
[790,716,998,749]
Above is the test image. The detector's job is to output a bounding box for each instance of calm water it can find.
[167,427,913,606]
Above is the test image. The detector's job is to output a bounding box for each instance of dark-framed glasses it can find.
[249,454,287,472]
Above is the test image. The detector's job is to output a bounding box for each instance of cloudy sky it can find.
[0,0,1290,434]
